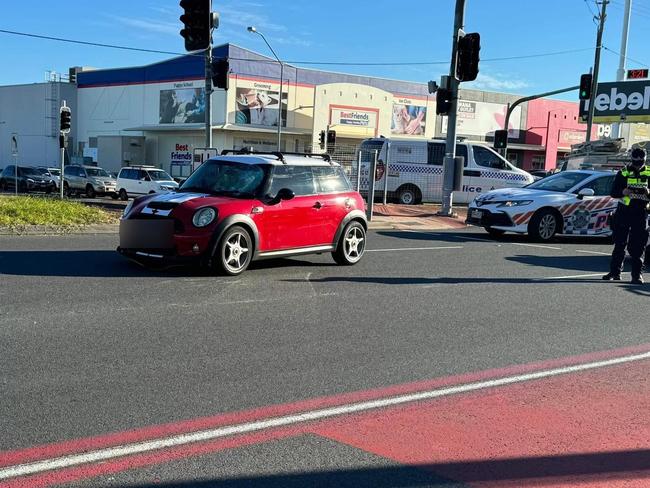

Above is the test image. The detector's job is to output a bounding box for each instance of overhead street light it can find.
[247,26,283,151]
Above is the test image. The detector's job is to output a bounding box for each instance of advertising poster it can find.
[235,84,287,128]
[391,99,427,136]
[441,101,522,138]
[159,88,205,124]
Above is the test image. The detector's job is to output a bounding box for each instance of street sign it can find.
[627,69,648,80]
[579,80,650,123]
[10,133,18,156]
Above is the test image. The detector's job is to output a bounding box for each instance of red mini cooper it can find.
[118,151,368,275]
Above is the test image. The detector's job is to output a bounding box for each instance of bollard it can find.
[382,142,391,205]
[356,151,362,192]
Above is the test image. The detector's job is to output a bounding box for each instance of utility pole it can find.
[439,0,465,217]
[205,44,213,149]
[586,0,608,142]
[612,0,632,139]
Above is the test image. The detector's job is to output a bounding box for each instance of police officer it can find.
[603,147,650,284]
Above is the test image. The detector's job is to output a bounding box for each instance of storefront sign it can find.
[441,101,522,138]
[330,106,378,130]
[579,80,650,122]
[391,98,427,136]
[171,143,192,166]
[558,130,586,146]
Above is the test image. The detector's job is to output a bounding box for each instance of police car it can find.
[466,170,619,241]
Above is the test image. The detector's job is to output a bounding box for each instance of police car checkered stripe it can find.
[389,164,443,175]
[479,171,529,182]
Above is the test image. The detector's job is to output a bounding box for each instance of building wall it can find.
[0,82,77,167]
[524,99,598,170]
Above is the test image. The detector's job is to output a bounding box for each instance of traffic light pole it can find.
[205,44,213,149]
[498,85,579,157]
[586,0,608,142]
[439,0,465,217]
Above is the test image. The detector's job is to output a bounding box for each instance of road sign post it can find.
[11,133,18,196]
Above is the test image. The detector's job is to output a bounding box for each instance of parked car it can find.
[40,167,62,189]
[357,137,534,205]
[0,165,56,193]
[118,151,367,275]
[63,165,117,198]
[116,166,179,200]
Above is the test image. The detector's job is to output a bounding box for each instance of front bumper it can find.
[465,207,515,227]
[117,218,212,266]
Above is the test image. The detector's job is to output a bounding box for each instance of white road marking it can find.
[2,350,650,481]
[367,246,463,253]
[511,242,563,250]
[576,250,611,256]
[541,273,606,280]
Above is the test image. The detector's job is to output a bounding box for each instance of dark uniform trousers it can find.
[610,204,649,277]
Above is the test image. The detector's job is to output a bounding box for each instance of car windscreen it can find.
[526,172,591,192]
[20,167,41,176]
[86,168,110,177]
[148,170,174,181]
[49,169,60,176]
[179,160,269,197]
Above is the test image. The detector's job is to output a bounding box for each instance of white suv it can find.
[116,166,179,200]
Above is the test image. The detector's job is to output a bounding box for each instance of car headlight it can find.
[192,207,217,228]
[497,200,533,207]
[123,201,133,217]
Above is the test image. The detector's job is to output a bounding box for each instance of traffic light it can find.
[436,88,452,115]
[60,107,71,134]
[456,32,480,82]
[494,129,508,150]
[211,58,229,89]
[180,0,212,51]
[318,130,326,149]
[579,73,592,100]
[327,130,336,145]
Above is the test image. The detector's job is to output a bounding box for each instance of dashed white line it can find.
[576,249,611,256]
[541,273,605,280]
[367,246,463,253]
[511,242,563,250]
[2,350,649,481]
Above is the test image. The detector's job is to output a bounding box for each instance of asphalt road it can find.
[1,229,648,487]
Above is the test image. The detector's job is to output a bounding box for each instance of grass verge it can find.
[0,195,119,230]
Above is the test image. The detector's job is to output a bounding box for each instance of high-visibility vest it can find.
[621,166,650,206]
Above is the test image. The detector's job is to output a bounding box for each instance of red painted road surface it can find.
[1,345,649,487]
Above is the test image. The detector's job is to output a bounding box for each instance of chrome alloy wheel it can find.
[223,231,250,274]
[344,226,365,263]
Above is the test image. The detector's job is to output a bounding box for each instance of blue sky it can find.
[1,0,649,99]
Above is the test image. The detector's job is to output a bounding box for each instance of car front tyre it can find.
[528,209,559,242]
[333,221,366,265]
[86,185,96,198]
[215,226,253,276]
[119,189,128,201]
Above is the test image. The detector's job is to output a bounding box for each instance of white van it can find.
[116,166,179,200]
[357,138,534,204]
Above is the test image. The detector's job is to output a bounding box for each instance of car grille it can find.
[130,213,184,233]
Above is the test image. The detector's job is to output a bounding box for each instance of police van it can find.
[357,138,534,204]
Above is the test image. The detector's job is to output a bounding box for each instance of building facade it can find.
[3,43,626,175]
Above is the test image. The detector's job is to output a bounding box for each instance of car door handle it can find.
[313,202,323,209]
[464,170,481,177]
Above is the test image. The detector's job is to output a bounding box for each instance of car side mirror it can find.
[277,188,295,201]
[577,188,595,199]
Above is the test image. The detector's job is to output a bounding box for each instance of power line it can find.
[583,0,599,20]
[603,45,650,68]
[0,27,594,68]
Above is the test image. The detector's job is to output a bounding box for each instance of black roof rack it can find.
[219,149,333,164]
